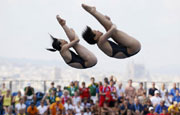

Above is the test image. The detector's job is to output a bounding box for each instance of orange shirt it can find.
[27,106,38,115]
[50,102,64,115]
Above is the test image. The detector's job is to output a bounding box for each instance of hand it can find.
[56,15,66,26]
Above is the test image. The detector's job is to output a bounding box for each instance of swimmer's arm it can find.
[99,24,116,43]
[63,37,79,49]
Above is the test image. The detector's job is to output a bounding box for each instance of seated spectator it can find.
[45,88,57,105]
[101,101,110,115]
[160,107,170,115]
[61,90,71,105]
[1,83,7,96]
[72,91,81,106]
[132,98,144,115]
[0,90,4,114]
[88,77,98,103]
[138,91,148,105]
[99,80,111,107]
[125,79,136,101]
[154,100,168,114]
[64,98,74,114]
[160,83,168,98]
[117,92,125,104]
[37,100,48,115]
[50,97,65,115]
[148,82,158,97]
[143,99,153,114]
[13,91,22,106]
[111,101,120,115]
[56,85,63,97]
[27,102,39,115]
[163,90,172,107]
[116,82,125,98]
[168,101,179,114]
[66,109,73,115]
[67,81,78,97]
[120,99,133,115]
[147,106,155,115]
[84,108,91,115]
[79,82,90,100]
[150,90,162,107]
[3,89,12,115]
[15,98,26,115]
[49,82,57,94]
[169,83,179,97]
[24,83,36,102]
[81,97,91,108]
[136,82,146,97]
[74,101,83,115]
[91,100,99,115]
[172,89,180,103]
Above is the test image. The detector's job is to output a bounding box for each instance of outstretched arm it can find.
[99,24,116,43]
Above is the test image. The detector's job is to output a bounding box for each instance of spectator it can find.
[84,108,91,115]
[1,83,7,96]
[88,77,98,103]
[46,88,57,105]
[81,97,91,108]
[148,82,158,97]
[111,101,119,115]
[99,80,111,107]
[136,82,146,97]
[101,101,110,115]
[104,77,109,84]
[96,81,102,99]
[163,90,172,107]
[125,79,136,100]
[27,102,39,115]
[138,91,148,105]
[74,101,83,115]
[37,100,48,115]
[3,89,12,115]
[72,91,81,106]
[172,89,180,103]
[13,90,22,106]
[154,100,168,114]
[147,106,155,115]
[79,82,90,100]
[50,97,65,115]
[49,82,57,94]
[56,85,63,97]
[0,90,3,114]
[168,101,179,114]
[74,81,79,90]
[120,99,133,115]
[109,80,117,107]
[160,83,168,98]
[61,90,70,105]
[116,82,125,98]
[109,75,117,85]
[24,83,36,102]
[64,98,74,114]
[150,90,162,107]
[132,98,144,115]
[15,98,26,115]
[143,99,153,114]
[170,83,179,97]
[160,107,170,115]
[91,100,99,115]
[67,81,78,97]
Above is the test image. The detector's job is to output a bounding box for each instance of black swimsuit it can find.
[67,50,87,68]
[108,40,139,57]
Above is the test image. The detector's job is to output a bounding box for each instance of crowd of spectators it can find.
[0,76,180,115]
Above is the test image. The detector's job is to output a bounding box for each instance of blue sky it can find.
[0,0,180,74]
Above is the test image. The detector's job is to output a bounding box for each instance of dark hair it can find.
[46,34,61,52]
[82,26,97,44]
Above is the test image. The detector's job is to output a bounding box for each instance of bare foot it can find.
[81,4,96,13]
[56,15,66,26]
